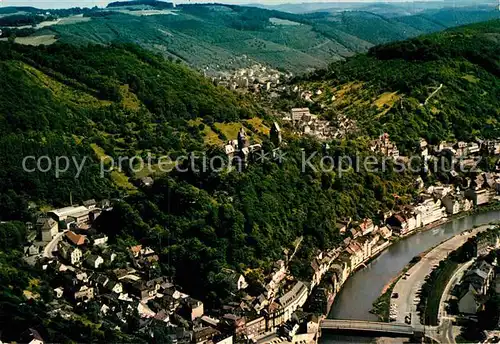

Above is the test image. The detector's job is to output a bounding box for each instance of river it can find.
[321,209,500,343]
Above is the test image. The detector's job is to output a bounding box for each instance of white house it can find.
[278,281,309,323]
[85,255,104,269]
[49,206,90,223]
[93,234,108,246]
[37,217,58,242]
[58,241,82,265]
[415,197,447,226]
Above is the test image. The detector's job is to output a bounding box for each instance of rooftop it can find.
[49,206,89,219]
[65,231,86,246]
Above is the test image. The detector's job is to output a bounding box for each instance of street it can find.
[43,230,68,258]
[391,225,489,326]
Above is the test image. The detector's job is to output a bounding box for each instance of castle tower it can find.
[237,127,249,150]
[270,121,282,146]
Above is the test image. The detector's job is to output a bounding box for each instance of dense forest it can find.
[95,137,416,306]
[0,40,264,341]
[37,3,500,72]
[0,41,260,219]
[0,19,499,342]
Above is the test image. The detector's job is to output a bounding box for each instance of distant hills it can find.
[0,2,498,73]
[107,0,174,9]
[250,0,500,14]
[0,16,498,343]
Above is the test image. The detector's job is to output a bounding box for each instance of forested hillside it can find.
[292,19,500,153]
[0,38,418,341]
[27,3,500,72]
[0,18,499,343]
[0,40,267,341]
[0,42,260,220]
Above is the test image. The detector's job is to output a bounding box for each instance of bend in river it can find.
[328,210,500,321]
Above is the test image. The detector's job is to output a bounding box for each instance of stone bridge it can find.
[320,319,419,337]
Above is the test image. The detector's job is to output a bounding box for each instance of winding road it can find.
[43,230,67,258]
[391,224,489,326]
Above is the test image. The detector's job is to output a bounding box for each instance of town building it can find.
[467,142,480,155]
[244,316,266,339]
[414,197,447,226]
[183,297,204,321]
[49,206,90,224]
[307,287,332,315]
[85,255,104,269]
[378,226,393,239]
[485,140,500,155]
[237,127,250,151]
[359,218,376,236]
[458,260,496,314]
[370,133,399,158]
[20,328,44,344]
[345,241,364,269]
[92,233,108,246]
[329,257,351,293]
[387,211,421,236]
[65,231,87,246]
[83,199,97,210]
[227,272,248,291]
[37,217,58,242]
[73,285,94,302]
[277,281,309,323]
[420,138,429,157]
[291,108,311,124]
[270,121,282,146]
[465,188,496,206]
[463,260,495,294]
[214,334,233,344]
[140,177,154,187]
[442,194,473,214]
[193,327,220,344]
[335,222,348,235]
[58,241,82,265]
[458,285,480,314]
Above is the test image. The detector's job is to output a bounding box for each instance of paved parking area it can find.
[391,225,489,325]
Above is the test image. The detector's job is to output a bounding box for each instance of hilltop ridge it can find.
[1,2,499,72]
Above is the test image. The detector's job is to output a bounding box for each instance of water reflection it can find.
[329,211,500,321]
[322,211,500,343]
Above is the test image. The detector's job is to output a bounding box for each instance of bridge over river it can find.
[320,319,423,337]
[322,210,500,343]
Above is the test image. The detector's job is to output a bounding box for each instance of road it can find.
[320,319,414,335]
[43,230,67,258]
[424,83,443,105]
[435,259,474,343]
[391,224,489,326]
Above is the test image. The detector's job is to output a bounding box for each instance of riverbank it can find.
[327,208,500,326]
[390,224,494,325]
[371,255,422,321]
[365,204,500,321]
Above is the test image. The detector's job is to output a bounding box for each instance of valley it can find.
[1,1,499,72]
[0,1,499,343]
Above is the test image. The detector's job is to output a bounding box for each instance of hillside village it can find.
[210,64,292,95]
[13,106,500,344]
